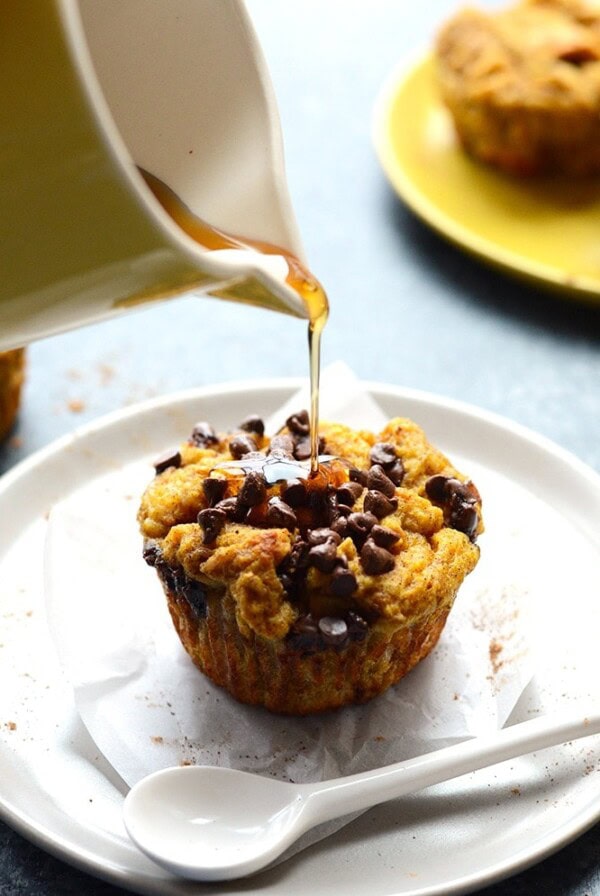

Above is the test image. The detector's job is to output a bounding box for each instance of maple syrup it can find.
[140,170,328,476]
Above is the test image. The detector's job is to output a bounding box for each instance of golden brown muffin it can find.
[0,349,25,441]
[436,0,600,175]
[138,412,483,715]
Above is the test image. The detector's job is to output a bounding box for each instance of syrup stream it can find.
[140,170,328,476]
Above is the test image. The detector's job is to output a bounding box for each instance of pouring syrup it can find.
[140,170,328,477]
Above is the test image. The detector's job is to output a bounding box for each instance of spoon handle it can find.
[303,711,600,827]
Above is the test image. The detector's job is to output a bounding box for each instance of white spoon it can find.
[123,711,599,881]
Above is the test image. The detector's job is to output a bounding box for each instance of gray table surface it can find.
[1,1,598,893]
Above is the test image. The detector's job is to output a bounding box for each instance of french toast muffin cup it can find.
[435,0,600,176]
[0,349,25,442]
[138,412,483,715]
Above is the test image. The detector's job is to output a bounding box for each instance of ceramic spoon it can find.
[123,710,599,881]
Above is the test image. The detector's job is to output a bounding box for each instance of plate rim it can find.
[371,52,600,305]
[1,377,598,896]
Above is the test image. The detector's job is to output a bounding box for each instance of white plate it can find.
[1,379,598,896]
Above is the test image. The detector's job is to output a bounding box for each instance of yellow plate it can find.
[373,54,600,304]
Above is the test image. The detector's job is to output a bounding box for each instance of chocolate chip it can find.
[142,542,160,566]
[335,480,364,507]
[181,577,207,618]
[153,449,181,475]
[347,511,378,540]
[369,442,398,468]
[197,507,227,544]
[229,434,257,459]
[330,516,349,538]
[449,501,479,540]
[349,467,369,487]
[360,539,395,575]
[387,460,405,486]
[326,494,352,524]
[371,524,400,549]
[281,478,308,507]
[202,476,227,506]
[346,610,369,641]
[363,490,398,519]
[330,567,358,597]
[307,527,341,546]
[266,497,297,531]
[286,409,310,436]
[268,434,295,456]
[307,540,338,573]
[288,538,310,571]
[366,465,396,498]
[425,474,451,503]
[214,496,239,518]
[237,470,267,507]
[239,415,265,437]
[318,616,348,647]
[189,422,219,448]
[288,613,321,653]
[293,435,325,461]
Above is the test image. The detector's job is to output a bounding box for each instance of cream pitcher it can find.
[0,0,310,352]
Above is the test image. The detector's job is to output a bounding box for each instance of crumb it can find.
[373,735,386,742]
[5,721,16,731]
[68,399,85,413]
[150,735,164,745]
[98,363,115,385]
[511,787,521,796]
[9,435,22,449]
[489,639,504,675]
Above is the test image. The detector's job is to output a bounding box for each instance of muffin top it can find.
[436,0,600,109]
[138,412,483,644]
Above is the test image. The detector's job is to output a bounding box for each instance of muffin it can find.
[138,411,483,715]
[0,349,25,441]
[435,0,600,175]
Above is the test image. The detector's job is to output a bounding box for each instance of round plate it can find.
[0,379,598,896]
[372,54,600,304]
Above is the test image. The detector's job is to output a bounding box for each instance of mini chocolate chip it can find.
[307,527,342,546]
[294,435,325,461]
[286,409,310,436]
[371,524,400,549]
[346,611,369,641]
[425,475,450,503]
[239,415,265,437]
[366,465,396,498]
[266,497,297,531]
[335,480,364,507]
[197,507,227,544]
[237,470,267,507]
[189,421,219,448]
[369,442,398,468]
[142,543,161,566]
[449,502,479,540]
[268,434,295,456]
[229,434,257,459]
[214,496,239,518]
[307,541,338,573]
[318,616,348,647]
[347,511,378,539]
[349,467,369,487]
[330,516,349,538]
[281,478,308,507]
[288,613,321,653]
[387,459,405,486]
[289,538,310,571]
[202,476,227,506]
[330,567,358,597]
[153,449,181,475]
[363,490,398,519]
[360,539,395,575]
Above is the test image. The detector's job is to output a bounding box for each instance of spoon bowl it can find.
[123,710,600,881]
